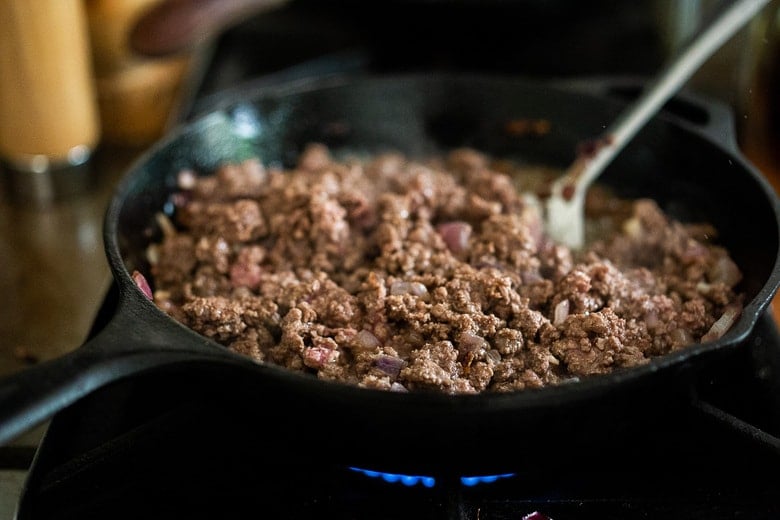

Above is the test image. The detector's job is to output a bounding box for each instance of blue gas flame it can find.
[348,467,515,488]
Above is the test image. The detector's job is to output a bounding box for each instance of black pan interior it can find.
[115,74,779,317]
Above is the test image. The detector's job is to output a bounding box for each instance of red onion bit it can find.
[701,304,743,343]
[303,346,339,369]
[230,262,263,290]
[522,512,552,520]
[374,355,405,377]
[132,270,153,300]
[436,221,472,254]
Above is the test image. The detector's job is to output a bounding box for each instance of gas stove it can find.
[12,283,780,519]
[11,2,780,518]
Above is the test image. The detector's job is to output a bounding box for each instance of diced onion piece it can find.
[486,349,502,365]
[153,290,171,301]
[177,168,197,190]
[145,244,159,265]
[390,281,428,296]
[303,346,339,369]
[522,512,552,520]
[355,329,382,351]
[521,270,543,284]
[553,299,570,325]
[701,304,742,343]
[644,310,659,329]
[375,355,405,377]
[155,212,176,238]
[436,221,472,254]
[230,262,263,290]
[390,382,408,393]
[457,331,488,353]
[622,217,642,238]
[670,328,694,347]
[679,240,708,264]
[709,256,742,288]
[132,270,153,300]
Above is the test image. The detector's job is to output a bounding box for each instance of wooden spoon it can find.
[545,0,771,250]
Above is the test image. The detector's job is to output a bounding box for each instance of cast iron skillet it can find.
[1,74,778,474]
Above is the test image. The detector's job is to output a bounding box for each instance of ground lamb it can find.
[145,144,744,394]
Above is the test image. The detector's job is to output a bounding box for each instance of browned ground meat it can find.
[148,144,745,394]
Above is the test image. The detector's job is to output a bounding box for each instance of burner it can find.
[348,466,515,488]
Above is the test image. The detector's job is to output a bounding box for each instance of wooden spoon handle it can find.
[128,0,289,57]
[565,0,771,193]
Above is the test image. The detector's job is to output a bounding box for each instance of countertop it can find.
[0,24,204,511]
[0,143,146,518]
[0,144,144,379]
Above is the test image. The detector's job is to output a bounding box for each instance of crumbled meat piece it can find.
[179,199,266,243]
[149,143,745,394]
[182,296,249,342]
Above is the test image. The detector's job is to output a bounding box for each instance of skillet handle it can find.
[553,76,742,154]
[0,341,204,447]
[0,282,244,447]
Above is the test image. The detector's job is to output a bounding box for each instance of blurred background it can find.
[1,0,779,514]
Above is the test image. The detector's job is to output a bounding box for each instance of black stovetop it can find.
[13,283,780,520]
[14,4,780,518]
